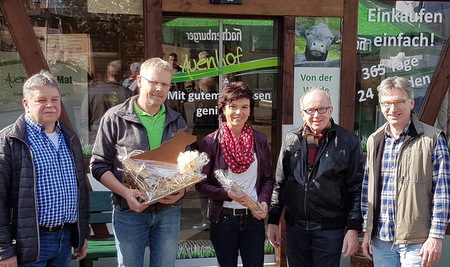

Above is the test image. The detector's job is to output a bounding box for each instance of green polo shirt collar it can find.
[134,102,166,149]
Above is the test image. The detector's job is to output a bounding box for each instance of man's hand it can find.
[0,255,18,267]
[419,237,442,267]
[341,229,359,257]
[125,188,149,212]
[361,232,373,261]
[99,171,149,213]
[159,189,186,205]
[73,239,88,261]
[267,224,282,248]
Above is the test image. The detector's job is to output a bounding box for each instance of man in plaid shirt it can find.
[361,76,450,267]
[0,70,89,266]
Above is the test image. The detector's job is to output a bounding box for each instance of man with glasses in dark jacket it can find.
[267,87,364,267]
[90,58,187,267]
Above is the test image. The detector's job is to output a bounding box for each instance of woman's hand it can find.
[228,189,250,206]
[252,201,268,220]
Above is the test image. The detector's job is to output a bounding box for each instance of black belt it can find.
[39,223,73,232]
[221,207,250,216]
[284,212,347,231]
[285,212,323,230]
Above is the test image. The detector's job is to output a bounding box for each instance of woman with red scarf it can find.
[195,82,275,267]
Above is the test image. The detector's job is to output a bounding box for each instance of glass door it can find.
[162,16,279,260]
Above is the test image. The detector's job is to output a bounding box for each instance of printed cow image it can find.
[295,22,340,67]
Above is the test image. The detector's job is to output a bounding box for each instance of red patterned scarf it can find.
[220,121,255,174]
[304,122,330,169]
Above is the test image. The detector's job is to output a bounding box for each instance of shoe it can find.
[192,223,208,229]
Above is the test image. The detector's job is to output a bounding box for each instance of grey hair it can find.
[23,70,60,99]
[198,51,208,59]
[377,76,414,99]
[107,60,122,81]
[130,62,141,72]
[140,58,173,75]
[300,87,332,109]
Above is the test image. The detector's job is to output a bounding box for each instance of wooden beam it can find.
[275,19,295,267]
[419,38,450,125]
[163,0,344,17]
[281,17,296,125]
[145,0,164,59]
[275,211,288,267]
[0,0,47,76]
[0,0,72,128]
[339,0,359,132]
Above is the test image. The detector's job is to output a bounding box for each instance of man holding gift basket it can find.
[195,82,275,267]
[90,58,187,267]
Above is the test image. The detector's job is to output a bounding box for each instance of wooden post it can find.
[0,0,72,128]
[419,38,450,125]
[145,0,163,59]
[339,0,360,133]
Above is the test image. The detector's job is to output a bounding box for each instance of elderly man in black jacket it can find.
[267,87,364,267]
[0,70,89,266]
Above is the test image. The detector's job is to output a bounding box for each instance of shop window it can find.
[0,7,279,262]
[0,0,144,146]
[355,0,450,141]
[291,17,342,132]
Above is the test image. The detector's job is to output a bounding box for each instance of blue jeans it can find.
[285,222,345,267]
[113,203,181,267]
[372,237,423,267]
[20,228,72,267]
[209,212,265,267]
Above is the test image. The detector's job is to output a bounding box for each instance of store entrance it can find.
[162,17,279,258]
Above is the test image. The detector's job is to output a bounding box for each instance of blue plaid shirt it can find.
[362,122,450,240]
[25,115,78,227]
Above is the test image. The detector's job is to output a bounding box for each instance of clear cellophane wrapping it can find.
[121,150,209,205]
[214,169,264,215]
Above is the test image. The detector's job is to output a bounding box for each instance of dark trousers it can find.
[286,221,345,267]
[210,212,265,267]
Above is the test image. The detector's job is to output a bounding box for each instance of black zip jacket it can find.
[0,114,90,263]
[268,120,363,231]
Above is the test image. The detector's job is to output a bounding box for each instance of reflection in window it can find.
[355,0,450,139]
[0,1,144,144]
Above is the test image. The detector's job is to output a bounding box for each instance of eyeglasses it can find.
[379,99,409,109]
[302,106,331,115]
[140,76,170,90]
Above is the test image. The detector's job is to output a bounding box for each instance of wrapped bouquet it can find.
[122,150,209,205]
[215,169,264,215]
